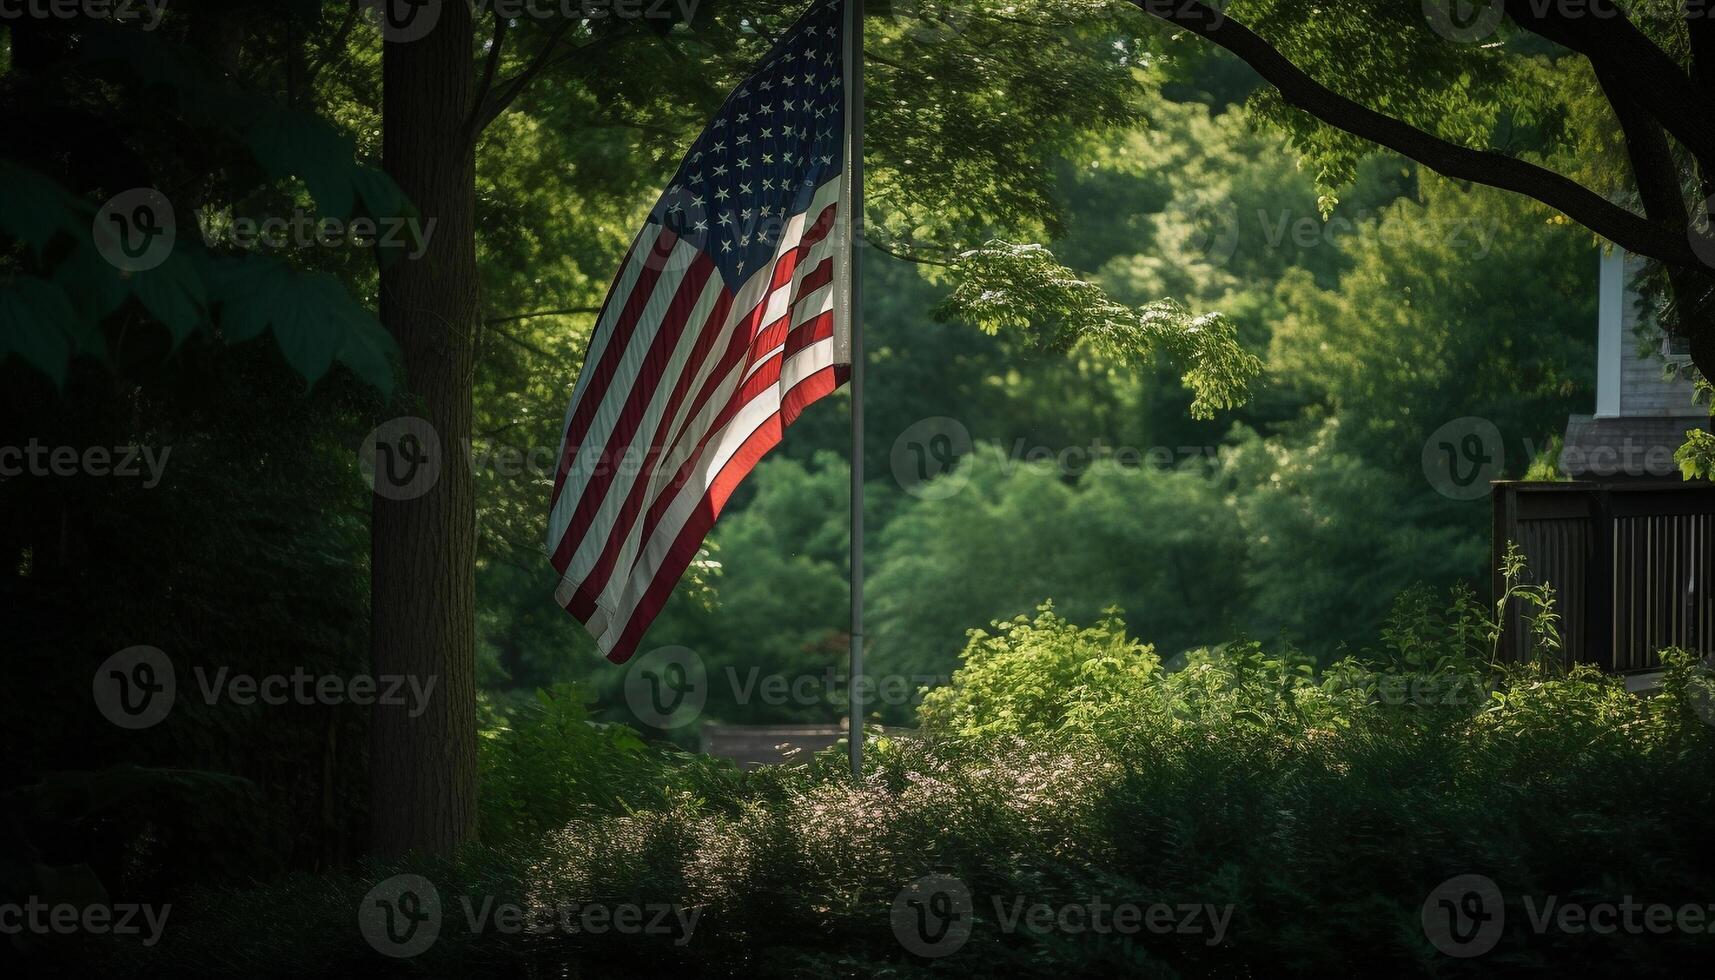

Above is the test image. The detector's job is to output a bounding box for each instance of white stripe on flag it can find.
[575,180,844,651]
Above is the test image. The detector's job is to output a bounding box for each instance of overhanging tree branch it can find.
[1687,12,1715,196]
[1597,66,1714,340]
[305,0,360,91]
[485,306,601,324]
[1501,0,1715,172]
[1596,68,1690,235]
[466,11,510,141]
[472,17,582,134]
[1130,0,1701,269]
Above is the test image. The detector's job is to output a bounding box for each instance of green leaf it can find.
[53,243,135,329]
[0,276,84,386]
[1674,429,1715,481]
[939,240,1261,418]
[204,254,291,342]
[245,108,360,219]
[131,251,210,344]
[268,272,347,384]
[335,314,400,396]
[206,257,395,391]
[351,165,414,222]
[0,162,90,253]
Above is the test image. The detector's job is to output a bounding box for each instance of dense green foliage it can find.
[81,584,1715,977]
[634,89,1595,724]
[1,3,1670,976]
[1,1,1600,732]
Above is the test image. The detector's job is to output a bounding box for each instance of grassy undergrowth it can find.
[65,578,1715,978]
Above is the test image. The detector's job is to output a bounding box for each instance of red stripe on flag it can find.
[551,229,680,505]
[795,255,833,298]
[547,255,715,574]
[784,310,834,359]
[781,363,838,429]
[602,409,787,663]
[551,199,846,657]
[551,282,740,581]
[571,345,789,622]
[562,296,777,620]
[801,202,838,250]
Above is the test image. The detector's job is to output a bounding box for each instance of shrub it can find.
[78,583,1715,978]
[476,684,744,846]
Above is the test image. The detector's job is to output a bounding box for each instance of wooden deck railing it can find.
[1493,481,1715,672]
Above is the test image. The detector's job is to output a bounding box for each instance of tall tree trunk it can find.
[371,2,479,856]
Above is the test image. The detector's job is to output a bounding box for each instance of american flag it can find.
[546,0,853,663]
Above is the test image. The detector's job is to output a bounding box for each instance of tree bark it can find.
[371,1,480,856]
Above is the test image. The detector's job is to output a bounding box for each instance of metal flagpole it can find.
[845,0,866,780]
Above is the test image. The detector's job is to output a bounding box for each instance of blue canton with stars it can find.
[649,0,846,292]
